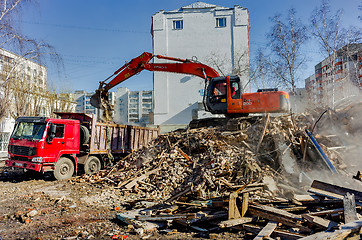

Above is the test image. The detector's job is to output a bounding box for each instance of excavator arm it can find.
[90,52,220,110]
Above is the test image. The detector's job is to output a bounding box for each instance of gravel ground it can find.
[0,164,247,240]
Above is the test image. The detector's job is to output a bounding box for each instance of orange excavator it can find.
[90,52,290,123]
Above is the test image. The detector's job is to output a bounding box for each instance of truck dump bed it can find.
[90,122,160,154]
[55,112,160,154]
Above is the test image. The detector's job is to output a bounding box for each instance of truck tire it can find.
[84,156,101,175]
[54,157,74,180]
[80,125,90,145]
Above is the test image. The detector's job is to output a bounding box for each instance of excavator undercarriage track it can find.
[189,116,261,131]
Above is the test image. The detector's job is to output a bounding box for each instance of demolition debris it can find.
[2,102,362,239]
[69,108,362,239]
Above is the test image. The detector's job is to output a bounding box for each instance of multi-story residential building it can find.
[74,90,115,120]
[152,2,250,125]
[114,87,153,125]
[74,90,98,115]
[305,43,362,107]
[0,48,47,153]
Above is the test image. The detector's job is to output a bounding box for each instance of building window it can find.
[216,18,226,28]
[173,20,183,30]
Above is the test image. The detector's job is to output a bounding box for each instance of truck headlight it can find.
[32,157,44,163]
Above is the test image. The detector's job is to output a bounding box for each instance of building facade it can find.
[0,48,47,153]
[305,43,362,107]
[152,2,250,125]
[114,87,153,125]
[74,90,115,120]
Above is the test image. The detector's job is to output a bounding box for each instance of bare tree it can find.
[205,50,250,91]
[310,1,343,59]
[310,0,361,107]
[264,8,308,93]
[46,89,75,118]
[0,0,63,122]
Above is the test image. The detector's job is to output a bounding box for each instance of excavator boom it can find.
[90,52,219,110]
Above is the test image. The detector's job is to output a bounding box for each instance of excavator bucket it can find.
[90,89,114,112]
[90,90,104,110]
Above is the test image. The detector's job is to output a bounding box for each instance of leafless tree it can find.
[0,0,63,122]
[46,88,75,118]
[205,50,250,91]
[310,1,343,60]
[310,0,361,107]
[263,8,308,94]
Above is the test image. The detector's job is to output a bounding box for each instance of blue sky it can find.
[20,0,361,92]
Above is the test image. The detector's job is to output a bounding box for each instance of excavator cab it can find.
[205,76,242,114]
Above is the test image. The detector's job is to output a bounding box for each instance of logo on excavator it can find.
[154,66,167,69]
[243,99,253,106]
[124,73,130,78]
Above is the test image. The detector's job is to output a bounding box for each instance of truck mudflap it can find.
[5,160,42,172]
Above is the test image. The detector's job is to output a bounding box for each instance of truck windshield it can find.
[11,122,46,140]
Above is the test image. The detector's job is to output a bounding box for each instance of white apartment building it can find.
[152,2,250,125]
[0,48,47,152]
[114,87,153,125]
[74,90,115,120]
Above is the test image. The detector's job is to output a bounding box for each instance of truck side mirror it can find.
[46,124,56,143]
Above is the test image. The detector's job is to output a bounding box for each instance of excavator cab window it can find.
[231,81,241,99]
[211,81,227,103]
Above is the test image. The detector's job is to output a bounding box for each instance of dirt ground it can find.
[0,161,248,240]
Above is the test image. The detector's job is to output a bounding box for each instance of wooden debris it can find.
[228,191,241,219]
[69,109,362,238]
[299,220,362,240]
[242,224,306,240]
[309,180,362,203]
[343,192,359,223]
[241,192,249,217]
[302,214,338,230]
[248,204,310,232]
[218,217,253,228]
[253,221,277,240]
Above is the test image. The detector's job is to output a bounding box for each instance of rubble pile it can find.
[80,126,271,201]
[68,112,362,238]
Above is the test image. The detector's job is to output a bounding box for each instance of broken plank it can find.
[248,204,310,233]
[302,214,338,230]
[344,192,359,223]
[241,224,306,240]
[229,191,241,219]
[308,208,344,216]
[299,220,362,240]
[241,192,249,217]
[253,221,277,240]
[124,168,160,190]
[166,186,192,203]
[310,180,362,201]
[218,217,253,228]
[136,213,196,221]
[308,187,344,200]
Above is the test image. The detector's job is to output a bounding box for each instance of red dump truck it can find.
[5,112,160,180]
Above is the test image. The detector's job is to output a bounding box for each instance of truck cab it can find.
[6,116,80,180]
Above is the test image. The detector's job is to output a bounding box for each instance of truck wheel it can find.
[80,125,90,145]
[54,157,74,180]
[84,156,101,175]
